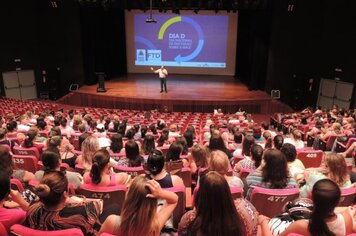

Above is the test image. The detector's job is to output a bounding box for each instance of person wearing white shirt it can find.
[151,66,168,93]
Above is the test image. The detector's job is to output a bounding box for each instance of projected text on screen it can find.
[134,14,228,68]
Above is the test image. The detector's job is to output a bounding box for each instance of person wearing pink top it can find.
[0,174,28,234]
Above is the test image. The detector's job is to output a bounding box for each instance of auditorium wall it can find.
[0,0,85,99]
[265,0,356,110]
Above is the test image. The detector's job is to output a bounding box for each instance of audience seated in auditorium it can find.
[284,128,305,149]
[116,140,144,167]
[59,117,75,139]
[185,144,210,178]
[228,131,243,152]
[166,141,184,165]
[99,175,178,235]
[26,171,102,235]
[0,173,28,234]
[84,149,130,187]
[46,135,77,169]
[234,134,255,157]
[141,134,156,155]
[299,152,351,198]
[76,136,100,171]
[259,179,354,235]
[109,133,124,154]
[208,133,232,161]
[146,149,184,188]
[47,126,74,156]
[273,135,284,150]
[252,126,264,142]
[246,148,297,199]
[234,144,263,175]
[178,171,258,235]
[0,146,35,186]
[209,150,244,188]
[0,128,15,150]
[17,115,30,133]
[35,150,83,189]
[280,143,305,181]
[21,127,44,152]
[320,122,343,142]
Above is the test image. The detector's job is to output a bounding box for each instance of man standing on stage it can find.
[151,66,168,93]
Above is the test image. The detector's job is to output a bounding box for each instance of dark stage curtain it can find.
[235,2,273,91]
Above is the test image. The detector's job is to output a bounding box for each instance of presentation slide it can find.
[135,14,228,68]
[126,10,238,75]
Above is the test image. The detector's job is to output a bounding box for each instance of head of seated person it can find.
[209,150,230,176]
[146,149,165,177]
[260,148,294,189]
[242,135,255,156]
[273,135,284,150]
[124,140,143,167]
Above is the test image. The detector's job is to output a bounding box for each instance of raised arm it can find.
[146,179,178,230]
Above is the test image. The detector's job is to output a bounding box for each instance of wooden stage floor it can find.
[60,74,274,113]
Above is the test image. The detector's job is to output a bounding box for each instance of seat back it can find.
[10,224,84,236]
[296,150,323,168]
[13,146,40,160]
[164,186,186,228]
[239,168,254,179]
[10,178,25,192]
[326,135,343,150]
[338,187,356,207]
[346,138,356,149]
[306,135,315,147]
[12,154,38,173]
[77,184,127,214]
[319,135,344,151]
[114,166,145,178]
[250,187,300,218]
[165,160,183,175]
[232,154,244,165]
[176,167,192,187]
[229,187,244,199]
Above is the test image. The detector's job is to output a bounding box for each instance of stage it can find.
[59,74,284,113]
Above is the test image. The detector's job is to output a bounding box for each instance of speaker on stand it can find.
[96,72,107,93]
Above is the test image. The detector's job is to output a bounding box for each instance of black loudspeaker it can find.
[96,72,106,92]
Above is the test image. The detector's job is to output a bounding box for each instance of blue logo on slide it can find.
[158,16,205,63]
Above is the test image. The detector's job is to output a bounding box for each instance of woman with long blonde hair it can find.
[300,152,351,198]
[75,136,99,171]
[99,175,178,236]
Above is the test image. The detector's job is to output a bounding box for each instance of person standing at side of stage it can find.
[151,66,168,93]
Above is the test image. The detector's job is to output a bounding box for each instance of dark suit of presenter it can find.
[151,66,168,93]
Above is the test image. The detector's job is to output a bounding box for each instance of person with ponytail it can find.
[84,149,130,186]
[146,149,184,188]
[26,171,102,235]
[259,179,354,236]
[22,127,44,152]
[35,150,83,189]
